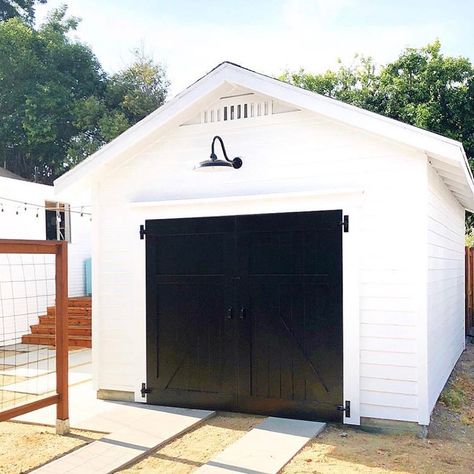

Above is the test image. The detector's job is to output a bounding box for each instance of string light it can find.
[0,195,92,217]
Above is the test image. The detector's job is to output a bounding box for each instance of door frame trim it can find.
[133,189,363,425]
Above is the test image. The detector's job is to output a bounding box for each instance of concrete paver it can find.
[196,416,326,474]
[26,385,215,474]
[31,405,214,473]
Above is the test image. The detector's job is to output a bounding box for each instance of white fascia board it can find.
[224,66,464,162]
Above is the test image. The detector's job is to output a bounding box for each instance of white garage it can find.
[55,62,473,430]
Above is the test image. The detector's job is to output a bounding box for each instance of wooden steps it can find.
[21,297,92,348]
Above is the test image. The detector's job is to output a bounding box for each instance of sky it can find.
[35,0,474,96]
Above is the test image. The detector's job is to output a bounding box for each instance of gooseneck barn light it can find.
[194,135,243,171]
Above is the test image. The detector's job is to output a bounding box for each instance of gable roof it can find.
[55,61,474,211]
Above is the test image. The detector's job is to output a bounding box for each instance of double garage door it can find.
[145,210,343,421]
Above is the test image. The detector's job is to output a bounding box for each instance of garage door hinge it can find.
[139,224,147,240]
[341,215,349,233]
[337,400,351,417]
[140,382,151,397]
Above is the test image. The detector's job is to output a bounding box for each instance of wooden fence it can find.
[466,246,474,336]
[0,239,69,434]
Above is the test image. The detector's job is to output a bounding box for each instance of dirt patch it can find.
[119,413,264,473]
[0,391,39,411]
[283,341,474,474]
[430,342,474,443]
[122,343,474,474]
[281,425,472,473]
[0,421,102,474]
[0,391,45,412]
[1,344,473,473]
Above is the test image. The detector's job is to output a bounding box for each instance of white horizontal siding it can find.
[426,165,465,413]
[93,108,426,420]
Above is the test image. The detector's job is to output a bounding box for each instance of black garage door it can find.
[145,210,343,421]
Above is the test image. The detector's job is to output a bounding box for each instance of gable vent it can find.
[181,93,299,126]
[202,100,270,124]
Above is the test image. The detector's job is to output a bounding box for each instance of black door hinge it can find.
[337,400,351,418]
[341,215,349,233]
[139,224,147,240]
[140,382,151,398]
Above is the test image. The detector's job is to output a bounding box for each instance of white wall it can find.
[426,165,465,414]
[0,178,53,344]
[0,177,50,239]
[91,105,431,424]
[68,211,92,297]
[0,176,91,344]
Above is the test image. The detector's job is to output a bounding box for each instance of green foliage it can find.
[439,374,474,426]
[0,0,46,24]
[107,49,169,123]
[466,230,474,248]
[0,6,169,183]
[64,49,169,167]
[280,41,474,169]
[440,386,465,409]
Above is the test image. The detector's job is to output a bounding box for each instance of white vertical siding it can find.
[68,212,91,297]
[92,109,429,422]
[426,165,465,412]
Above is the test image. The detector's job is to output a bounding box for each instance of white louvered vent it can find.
[202,97,269,124]
[181,93,299,126]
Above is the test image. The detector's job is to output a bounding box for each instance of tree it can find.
[0,0,47,23]
[0,6,169,182]
[107,49,169,123]
[281,41,474,166]
[65,50,169,168]
[0,6,105,181]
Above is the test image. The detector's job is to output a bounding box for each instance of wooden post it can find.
[466,247,469,333]
[55,241,69,434]
[0,240,70,429]
[471,249,474,334]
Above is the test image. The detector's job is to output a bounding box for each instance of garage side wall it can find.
[91,110,427,423]
[426,164,465,413]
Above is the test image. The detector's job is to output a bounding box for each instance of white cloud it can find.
[35,0,450,96]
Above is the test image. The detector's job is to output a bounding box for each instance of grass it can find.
[439,373,474,424]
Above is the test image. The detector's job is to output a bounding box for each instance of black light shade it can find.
[194,136,243,171]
